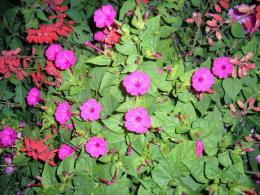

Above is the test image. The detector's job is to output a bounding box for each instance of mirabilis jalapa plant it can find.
[0,0,260,194]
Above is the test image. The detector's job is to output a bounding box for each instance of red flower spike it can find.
[31,65,45,88]
[20,134,58,166]
[214,4,222,13]
[44,61,62,83]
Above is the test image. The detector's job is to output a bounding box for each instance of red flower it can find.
[20,134,58,166]
[31,65,45,88]
[103,27,121,47]
[44,61,62,83]
[136,0,150,4]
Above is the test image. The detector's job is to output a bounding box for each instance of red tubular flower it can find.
[31,65,45,88]
[20,134,58,166]
[103,27,121,47]
[136,0,150,4]
[44,61,62,83]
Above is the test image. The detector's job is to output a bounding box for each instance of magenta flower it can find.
[5,166,14,175]
[256,155,260,164]
[228,4,260,34]
[54,101,71,125]
[80,99,102,121]
[94,31,106,42]
[212,57,234,79]
[45,44,62,61]
[0,127,17,148]
[123,71,150,96]
[192,67,215,92]
[196,140,204,158]
[55,50,77,70]
[124,107,151,134]
[85,137,108,158]
[26,87,41,106]
[94,5,116,28]
[58,144,74,160]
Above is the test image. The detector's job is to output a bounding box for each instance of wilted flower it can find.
[124,107,151,134]
[85,137,108,158]
[192,67,215,92]
[123,71,150,96]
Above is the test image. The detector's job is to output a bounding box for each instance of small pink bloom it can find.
[0,127,17,148]
[94,5,116,28]
[123,71,150,96]
[45,44,62,61]
[256,155,260,164]
[80,99,102,121]
[55,50,77,70]
[67,123,74,129]
[212,57,234,79]
[94,31,106,42]
[26,87,41,106]
[58,144,74,160]
[192,67,215,92]
[196,140,204,158]
[4,155,12,164]
[85,137,108,158]
[5,166,14,175]
[124,107,151,134]
[54,102,71,125]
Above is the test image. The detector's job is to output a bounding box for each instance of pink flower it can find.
[123,71,150,96]
[67,123,74,129]
[85,137,108,158]
[0,127,17,148]
[80,99,102,121]
[94,5,116,28]
[26,87,41,106]
[5,166,14,175]
[58,144,74,160]
[54,102,71,125]
[4,155,12,164]
[212,57,234,79]
[45,44,62,61]
[256,155,260,164]
[55,50,77,70]
[192,67,215,92]
[124,107,151,134]
[196,140,204,158]
[94,31,106,42]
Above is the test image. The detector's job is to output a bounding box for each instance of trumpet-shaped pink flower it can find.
[123,71,150,96]
[192,67,215,92]
[58,144,74,160]
[54,101,71,125]
[196,140,204,158]
[45,44,62,61]
[80,99,102,121]
[256,155,260,164]
[55,50,76,70]
[26,87,41,106]
[124,107,151,134]
[0,127,17,148]
[85,137,108,158]
[212,57,234,79]
[94,5,116,28]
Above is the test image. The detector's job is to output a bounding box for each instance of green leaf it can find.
[115,38,137,55]
[42,163,58,187]
[222,78,243,100]
[218,151,232,167]
[75,149,96,176]
[86,55,112,66]
[231,22,245,38]
[102,114,124,133]
[119,0,136,20]
[66,8,83,23]
[205,157,220,179]
[191,0,200,7]
[57,155,75,182]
